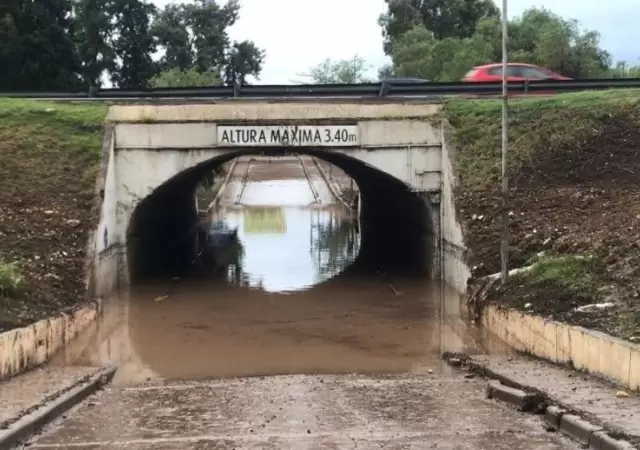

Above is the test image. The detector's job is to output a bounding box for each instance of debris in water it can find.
[575,303,615,313]
[388,284,402,295]
[154,295,169,302]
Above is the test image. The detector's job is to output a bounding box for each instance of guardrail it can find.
[1,78,640,99]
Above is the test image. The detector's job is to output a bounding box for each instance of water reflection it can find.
[310,209,360,280]
[52,157,514,384]
[207,204,360,292]
[55,276,513,385]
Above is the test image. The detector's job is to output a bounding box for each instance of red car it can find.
[463,63,571,95]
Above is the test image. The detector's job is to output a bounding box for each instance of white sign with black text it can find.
[217,125,359,147]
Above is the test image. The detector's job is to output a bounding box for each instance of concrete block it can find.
[589,431,636,450]
[559,414,602,446]
[483,305,640,391]
[544,406,566,429]
[630,347,640,391]
[106,103,443,123]
[0,302,99,380]
[486,380,537,411]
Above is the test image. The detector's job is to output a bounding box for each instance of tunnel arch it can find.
[126,147,435,282]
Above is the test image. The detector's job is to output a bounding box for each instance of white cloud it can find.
[150,0,638,83]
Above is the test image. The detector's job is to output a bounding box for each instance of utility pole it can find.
[500,0,510,283]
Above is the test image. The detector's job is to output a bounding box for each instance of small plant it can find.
[514,254,603,294]
[0,262,23,297]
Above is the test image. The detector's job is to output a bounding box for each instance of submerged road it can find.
[25,156,579,449]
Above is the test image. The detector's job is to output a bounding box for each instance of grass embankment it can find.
[444,90,640,340]
[0,100,107,332]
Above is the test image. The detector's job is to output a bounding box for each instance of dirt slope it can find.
[445,90,640,341]
[0,100,106,332]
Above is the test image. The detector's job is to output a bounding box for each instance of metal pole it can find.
[500,0,509,283]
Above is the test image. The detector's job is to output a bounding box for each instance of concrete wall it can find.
[88,128,123,300]
[440,121,470,292]
[92,102,472,293]
[112,120,442,192]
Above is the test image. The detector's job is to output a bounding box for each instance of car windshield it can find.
[519,66,556,79]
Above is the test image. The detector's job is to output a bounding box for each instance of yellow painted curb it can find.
[0,300,101,380]
[483,305,640,391]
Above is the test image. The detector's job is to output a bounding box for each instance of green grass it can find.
[514,254,604,294]
[0,261,23,297]
[0,99,108,197]
[442,89,640,191]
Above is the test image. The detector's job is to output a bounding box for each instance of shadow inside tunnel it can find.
[125,148,436,284]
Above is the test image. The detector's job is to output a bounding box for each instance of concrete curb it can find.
[481,304,640,391]
[208,157,238,211]
[486,380,543,412]
[0,366,116,450]
[0,300,102,380]
[310,157,354,210]
[443,353,637,450]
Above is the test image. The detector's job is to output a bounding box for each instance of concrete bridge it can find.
[89,100,469,297]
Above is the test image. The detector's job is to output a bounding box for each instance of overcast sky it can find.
[151,0,639,84]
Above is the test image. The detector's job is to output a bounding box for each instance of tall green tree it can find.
[390,7,612,80]
[0,0,82,90]
[150,3,192,71]
[73,0,116,89]
[110,0,157,88]
[224,40,264,85]
[379,0,499,54]
[302,56,372,83]
[151,0,264,85]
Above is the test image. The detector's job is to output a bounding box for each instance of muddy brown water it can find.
[53,156,512,385]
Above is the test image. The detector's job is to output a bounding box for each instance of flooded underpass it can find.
[60,155,503,382]
[31,155,579,449]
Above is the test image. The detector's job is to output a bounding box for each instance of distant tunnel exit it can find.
[125,148,436,282]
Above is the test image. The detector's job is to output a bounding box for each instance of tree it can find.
[110,0,157,88]
[223,40,265,85]
[150,68,222,87]
[377,64,395,79]
[73,0,116,89]
[150,3,192,71]
[0,0,82,90]
[379,0,499,55]
[609,62,640,78]
[389,7,612,80]
[151,0,264,85]
[302,56,372,84]
[391,25,492,80]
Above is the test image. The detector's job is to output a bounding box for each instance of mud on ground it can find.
[0,100,106,333]
[447,90,640,341]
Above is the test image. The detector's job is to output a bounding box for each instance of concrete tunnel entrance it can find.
[125,148,436,282]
